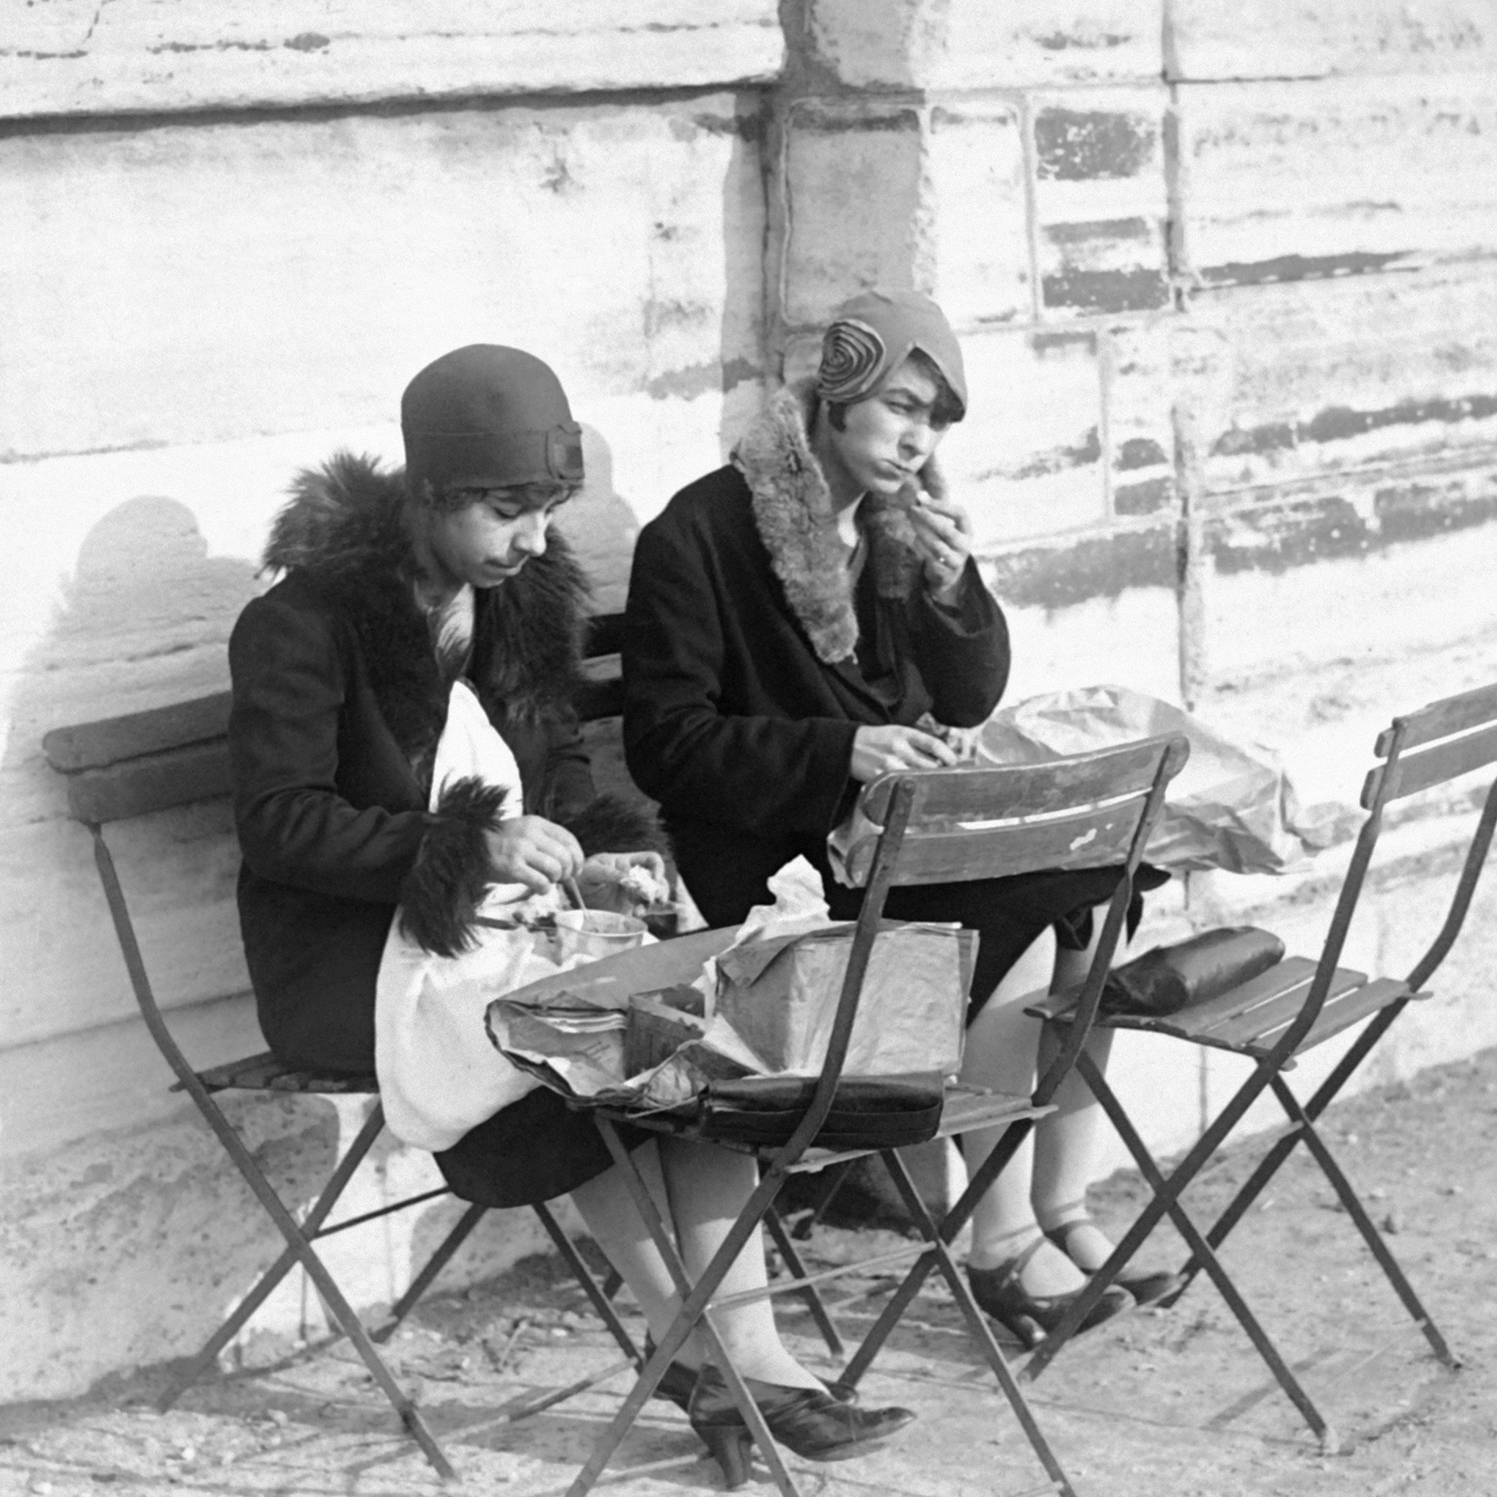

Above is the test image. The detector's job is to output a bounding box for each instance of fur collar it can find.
[263,451,589,780]
[732,381,939,664]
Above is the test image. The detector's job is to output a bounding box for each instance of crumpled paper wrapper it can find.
[829,685,1356,886]
[486,860,971,1109]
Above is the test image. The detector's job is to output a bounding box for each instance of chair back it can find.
[1281,680,1497,1057]
[43,691,233,826]
[774,733,1191,1163]
[851,736,1191,887]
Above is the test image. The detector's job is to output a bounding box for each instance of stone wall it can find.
[4,0,1496,1400]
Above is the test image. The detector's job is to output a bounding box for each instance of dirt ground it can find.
[2,1046,1495,1497]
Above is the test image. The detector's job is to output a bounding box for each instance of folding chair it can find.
[1019,683,1497,1449]
[44,693,645,1479]
[562,731,1189,1497]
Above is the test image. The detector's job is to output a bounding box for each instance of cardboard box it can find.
[714,920,973,1077]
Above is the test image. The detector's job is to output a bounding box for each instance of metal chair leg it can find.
[565,1119,801,1497]
[879,1148,1078,1497]
[1030,1056,1341,1451]
[1172,1002,1408,1296]
[1273,1078,1459,1369]
[160,1100,388,1407]
[764,1204,845,1357]
[374,1201,488,1343]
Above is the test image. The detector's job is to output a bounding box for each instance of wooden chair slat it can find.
[1171,956,1324,1035]
[1024,957,1368,1051]
[43,691,232,773]
[1272,977,1417,1056]
[1362,720,1497,809]
[872,811,1141,887]
[67,741,232,825]
[861,735,1183,824]
[1187,964,1368,1049]
[1373,680,1497,757]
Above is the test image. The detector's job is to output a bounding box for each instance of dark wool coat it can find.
[623,385,1160,1007]
[622,383,1011,925]
[230,452,654,1075]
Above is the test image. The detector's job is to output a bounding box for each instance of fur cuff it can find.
[398,777,507,957]
[560,794,670,858]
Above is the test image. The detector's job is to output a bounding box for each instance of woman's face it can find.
[421,491,568,592]
[826,355,953,499]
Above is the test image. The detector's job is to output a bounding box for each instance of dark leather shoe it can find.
[1044,1220,1187,1307]
[967,1235,1132,1349]
[688,1366,914,1488]
[642,1336,856,1412]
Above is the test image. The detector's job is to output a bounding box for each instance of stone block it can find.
[1,93,765,459]
[777,98,926,328]
[805,0,1165,89]
[1197,518,1497,746]
[1185,265,1497,498]
[1105,320,1178,516]
[941,328,1109,547]
[1,0,784,117]
[998,582,1184,704]
[1170,0,1497,82]
[926,101,1031,329]
[1032,87,1171,317]
[0,993,265,1159]
[1180,74,1497,287]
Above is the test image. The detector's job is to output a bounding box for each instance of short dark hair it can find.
[823,346,964,432]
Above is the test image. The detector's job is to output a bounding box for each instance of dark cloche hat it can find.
[401,344,584,494]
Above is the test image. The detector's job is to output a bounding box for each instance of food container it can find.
[553,909,648,963]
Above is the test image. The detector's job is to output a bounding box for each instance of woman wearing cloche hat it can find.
[624,289,1182,1358]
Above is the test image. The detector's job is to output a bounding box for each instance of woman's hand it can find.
[484,816,584,894]
[909,493,974,603]
[850,724,961,783]
[576,850,670,915]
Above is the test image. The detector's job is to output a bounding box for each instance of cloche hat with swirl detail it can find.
[814,289,967,420]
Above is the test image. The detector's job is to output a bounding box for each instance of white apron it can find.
[374,680,563,1150]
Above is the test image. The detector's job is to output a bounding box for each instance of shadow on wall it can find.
[7,495,263,1049]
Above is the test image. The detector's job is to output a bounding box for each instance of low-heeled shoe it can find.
[687,1366,913,1488]
[967,1237,1132,1350]
[1044,1221,1188,1306]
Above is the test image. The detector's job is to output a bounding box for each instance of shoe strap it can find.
[994,1231,1048,1291]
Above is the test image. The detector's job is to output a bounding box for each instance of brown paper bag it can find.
[714,920,973,1078]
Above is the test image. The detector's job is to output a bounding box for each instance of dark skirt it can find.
[434,1087,653,1209]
